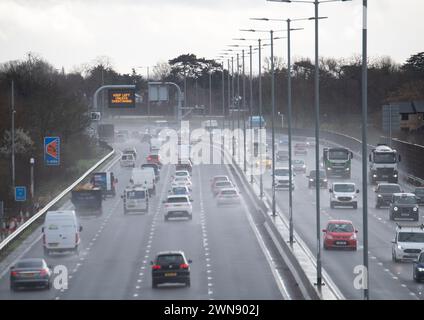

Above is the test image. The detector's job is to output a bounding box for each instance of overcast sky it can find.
[0,0,423,74]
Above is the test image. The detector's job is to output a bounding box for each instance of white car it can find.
[392,224,424,262]
[174,170,191,178]
[329,182,359,209]
[217,188,241,206]
[171,176,192,189]
[274,167,295,190]
[122,185,149,214]
[120,153,136,168]
[212,180,234,196]
[163,195,193,220]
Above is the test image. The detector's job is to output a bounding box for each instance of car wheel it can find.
[376,203,380,209]
[353,203,358,209]
[189,215,193,220]
[186,279,191,287]
[164,216,168,221]
[152,281,158,289]
[324,244,328,250]
[330,202,335,209]
[392,251,399,263]
[44,248,50,256]
[10,283,16,291]
[46,281,51,290]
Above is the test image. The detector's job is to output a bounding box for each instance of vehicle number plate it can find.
[48,243,59,247]
[336,241,347,245]
[165,273,177,277]
[21,273,35,278]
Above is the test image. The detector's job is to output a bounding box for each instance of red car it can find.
[323,220,358,250]
[146,154,162,168]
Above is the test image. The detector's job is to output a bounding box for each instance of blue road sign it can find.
[44,137,60,166]
[15,186,26,202]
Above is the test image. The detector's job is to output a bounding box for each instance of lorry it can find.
[323,147,353,178]
[71,183,103,216]
[97,124,115,142]
[90,172,118,197]
[369,144,401,184]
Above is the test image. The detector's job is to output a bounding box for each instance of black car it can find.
[308,170,328,189]
[141,163,160,181]
[413,251,424,282]
[389,193,419,221]
[10,258,52,291]
[375,183,403,208]
[151,251,192,288]
[414,188,424,206]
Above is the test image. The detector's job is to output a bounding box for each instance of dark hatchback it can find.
[389,193,419,221]
[375,183,403,208]
[141,163,160,181]
[413,252,424,282]
[308,170,328,189]
[10,258,52,291]
[414,188,424,206]
[151,251,192,288]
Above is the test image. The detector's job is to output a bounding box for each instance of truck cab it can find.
[369,144,401,184]
[323,148,353,178]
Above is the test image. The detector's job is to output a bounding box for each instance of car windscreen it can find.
[157,254,184,265]
[122,155,133,160]
[216,182,232,187]
[127,191,145,199]
[142,164,158,172]
[334,184,355,193]
[309,171,326,178]
[374,153,397,164]
[415,189,424,196]
[175,172,188,176]
[394,196,417,205]
[275,169,289,176]
[172,187,188,195]
[293,160,304,165]
[16,260,43,269]
[221,190,237,195]
[379,185,402,193]
[329,150,349,160]
[398,232,424,243]
[167,197,189,203]
[327,223,354,233]
[214,177,228,182]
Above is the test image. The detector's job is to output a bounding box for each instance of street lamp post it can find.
[250,17,306,244]
[249,45,254,183]
[269,0,351,287]
[242,50,247,172]
[30,157,35,200]
[209,70,212,116]
[270,30,276,217]
[362,0,369,300]
[11,80,16,190]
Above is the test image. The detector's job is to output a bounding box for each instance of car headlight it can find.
[309,179,314,182]
[377,194,382,198]
[302,165,306,168]
[413,207,418,212]
[326,234,333,240]
[327,168,332,171]
[373,174,377,178]
[397,245,403,250]
[346,168,350,171]
[418,268,424,272]
[393,207,399,212]
[393,174,398,178]
[349,234,357,240]
[323,179,328,182]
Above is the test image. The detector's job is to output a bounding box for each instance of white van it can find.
[120,153,136,168]
[42,210,82,255]
[150,138,161,152]
[130,168,156,196]
[122,185,149,214]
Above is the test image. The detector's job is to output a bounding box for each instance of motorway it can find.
[0,126,300,300]
[259,134,424,300]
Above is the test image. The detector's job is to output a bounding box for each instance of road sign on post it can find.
[148,85,169,102]
[44,137,60,166]
[108,88,136,108]
[15,186,26,202]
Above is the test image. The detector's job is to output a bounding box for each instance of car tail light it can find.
[180,263,189,269]
[75,233,80,244]
[11,271,18,277]
[39,269,48,276]
[152,265,161,270]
